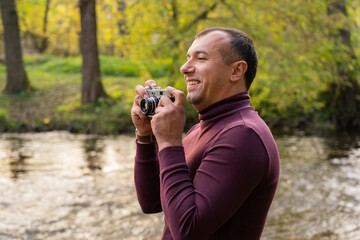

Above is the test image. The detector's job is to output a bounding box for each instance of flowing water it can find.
[0,131,359,240]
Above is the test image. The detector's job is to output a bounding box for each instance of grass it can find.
[1,54,349,135]
[0,54,175,134]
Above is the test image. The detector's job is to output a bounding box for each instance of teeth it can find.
[188,81,199,85]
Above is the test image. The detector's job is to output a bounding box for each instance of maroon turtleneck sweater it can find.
[134,92,280,240]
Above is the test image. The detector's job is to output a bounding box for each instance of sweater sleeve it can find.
[158,126,269,239]
[134,141,162,213]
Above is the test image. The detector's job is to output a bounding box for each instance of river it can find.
[0,131,359,239]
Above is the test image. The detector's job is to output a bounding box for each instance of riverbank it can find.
[0,54,180,134]
[0,54,350,135]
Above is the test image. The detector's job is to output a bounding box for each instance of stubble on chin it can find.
[186,94,191,104]
[186,93,194,105]
[187,92,201,106]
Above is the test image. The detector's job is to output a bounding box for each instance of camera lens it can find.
[140,97,159,116]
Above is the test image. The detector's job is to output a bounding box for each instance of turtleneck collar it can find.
[198,91,252,121]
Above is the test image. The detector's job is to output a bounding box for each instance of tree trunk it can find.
[39,0,51,53]
[117,0,128,35]
[0,0,30,93]
[79,0,107,104]
[323,0,360,129]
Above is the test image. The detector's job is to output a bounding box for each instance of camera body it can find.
[140,86,173,117]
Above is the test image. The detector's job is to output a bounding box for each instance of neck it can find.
[193,87,247,112]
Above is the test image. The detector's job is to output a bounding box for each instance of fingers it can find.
[135,85,147,98]
[157,96,172,109]
[166,86,185,107]
[133,105,148,121]
[145,79,157,88]
[134,95,143,106]
[135,80,157,98]
[155,87,185,115]
[133,94,147,121]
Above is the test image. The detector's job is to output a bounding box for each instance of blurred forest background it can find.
[0,0,360,134]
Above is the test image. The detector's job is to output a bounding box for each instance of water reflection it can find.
[0,131,359,239]
[0,137,31,178]
[8,137,31,178]
[82,137,105,174]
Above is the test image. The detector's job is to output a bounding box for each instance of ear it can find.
[230,60,247,82]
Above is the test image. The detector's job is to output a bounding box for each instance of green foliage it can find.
[24,55,172,78]
[0,108,16,131]
[38,56,82,74]
[0,64,5,73]
[1,0,359,133]
[99,56,172,78]
[56,96,132,134]
[0,55,173,134]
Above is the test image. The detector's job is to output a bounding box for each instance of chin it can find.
[187,95,201,106]
[186,96,193,104]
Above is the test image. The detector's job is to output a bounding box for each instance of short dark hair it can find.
[196,27,258,90]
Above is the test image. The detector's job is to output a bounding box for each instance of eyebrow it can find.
[187,50,209,57]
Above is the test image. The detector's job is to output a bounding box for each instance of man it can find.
[131,27,280,240]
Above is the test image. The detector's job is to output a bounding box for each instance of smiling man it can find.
[131,27,280,240]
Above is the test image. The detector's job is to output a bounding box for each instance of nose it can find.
[180,60,195,75]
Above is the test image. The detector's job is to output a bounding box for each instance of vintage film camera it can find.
[140,86,174,117]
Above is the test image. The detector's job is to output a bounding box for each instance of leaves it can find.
[3,0,360,129]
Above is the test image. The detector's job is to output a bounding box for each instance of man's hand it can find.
[131,80,157,136]
[151,87,186,151]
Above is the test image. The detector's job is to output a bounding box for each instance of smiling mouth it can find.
[187,80,199,86]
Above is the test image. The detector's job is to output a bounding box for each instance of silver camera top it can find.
[144,86,169,98]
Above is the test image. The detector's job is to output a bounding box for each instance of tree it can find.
[117,0,128,36]
[40,0,51,53]
[20,0,51,53]
[0,0,30,93]
[78,0,107,104]
[321,0,360,129]
[126,0,225,84]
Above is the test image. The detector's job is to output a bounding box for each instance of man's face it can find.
[180,31,234,112]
